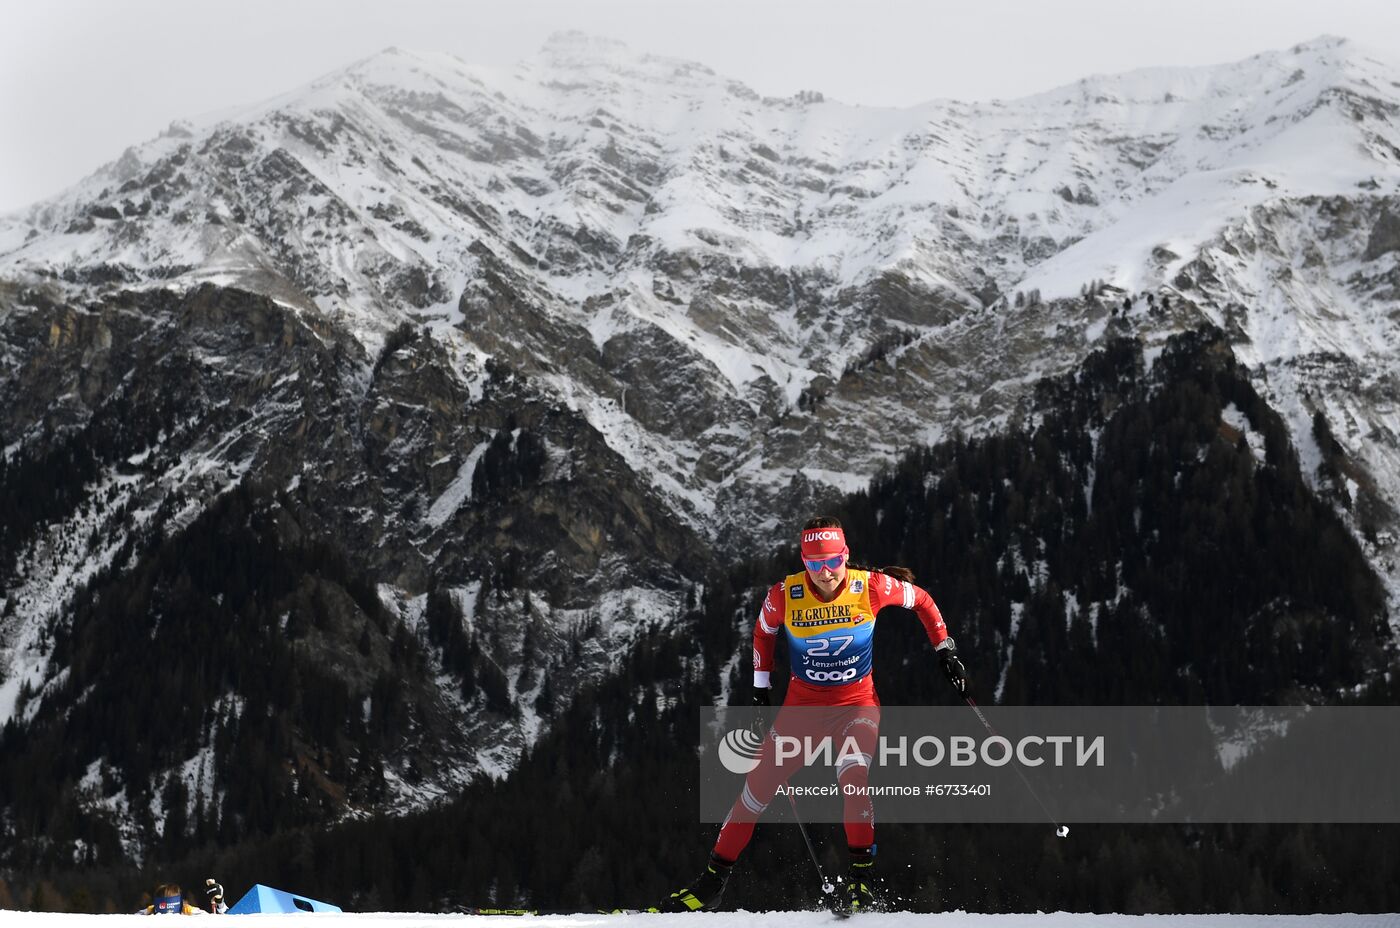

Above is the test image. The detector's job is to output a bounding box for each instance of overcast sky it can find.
[3,0,1399,213]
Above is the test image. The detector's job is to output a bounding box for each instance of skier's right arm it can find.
[750,582,785,700]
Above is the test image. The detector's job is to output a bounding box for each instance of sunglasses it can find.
[802,554,846,572]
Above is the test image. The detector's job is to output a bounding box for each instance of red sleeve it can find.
[869,571,951,649]
[753,581,785,687]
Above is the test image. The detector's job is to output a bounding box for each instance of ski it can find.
[461,904,851,918]
[463,906,656,916]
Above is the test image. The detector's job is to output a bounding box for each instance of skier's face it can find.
[804,550,847,597]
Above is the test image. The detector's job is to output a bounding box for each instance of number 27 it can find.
[807,635,855,656]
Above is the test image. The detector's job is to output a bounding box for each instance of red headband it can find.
[800,527,847,558]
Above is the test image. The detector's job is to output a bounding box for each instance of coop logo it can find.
[718,728,765,774]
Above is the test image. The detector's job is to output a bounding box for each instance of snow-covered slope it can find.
[1,910,1398,925]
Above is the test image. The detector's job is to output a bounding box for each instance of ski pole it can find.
[963,696,1069,838]
[785,792,837,896]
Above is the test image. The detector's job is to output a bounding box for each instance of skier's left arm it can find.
[870,571,968,695]
[749,582,786,702]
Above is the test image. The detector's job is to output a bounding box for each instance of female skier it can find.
[662,516,968,913]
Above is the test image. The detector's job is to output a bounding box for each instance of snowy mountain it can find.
[4,34,1398,538]
[2,32,1400,860]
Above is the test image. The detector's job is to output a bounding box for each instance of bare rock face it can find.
[600,322,725,439]
[1363,209,1400,261]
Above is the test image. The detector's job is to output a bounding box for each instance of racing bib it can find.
[783,569,876,686]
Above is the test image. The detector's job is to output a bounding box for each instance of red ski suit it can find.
[712,568,951,862]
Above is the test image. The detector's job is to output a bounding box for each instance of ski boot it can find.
[844,846,878,913]
[660,853,733,912]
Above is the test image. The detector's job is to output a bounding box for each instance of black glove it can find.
[750,686,771,707]
[205,879,224,912]
[939,644,968,696]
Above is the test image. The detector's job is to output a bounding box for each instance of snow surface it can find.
[0,910,1397,926]
[425,437,494,527]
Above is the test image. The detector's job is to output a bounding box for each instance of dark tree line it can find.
[0,481,435,876]
[423,588,510,712]
[0,353,203,570]
[849,328,1388,710]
